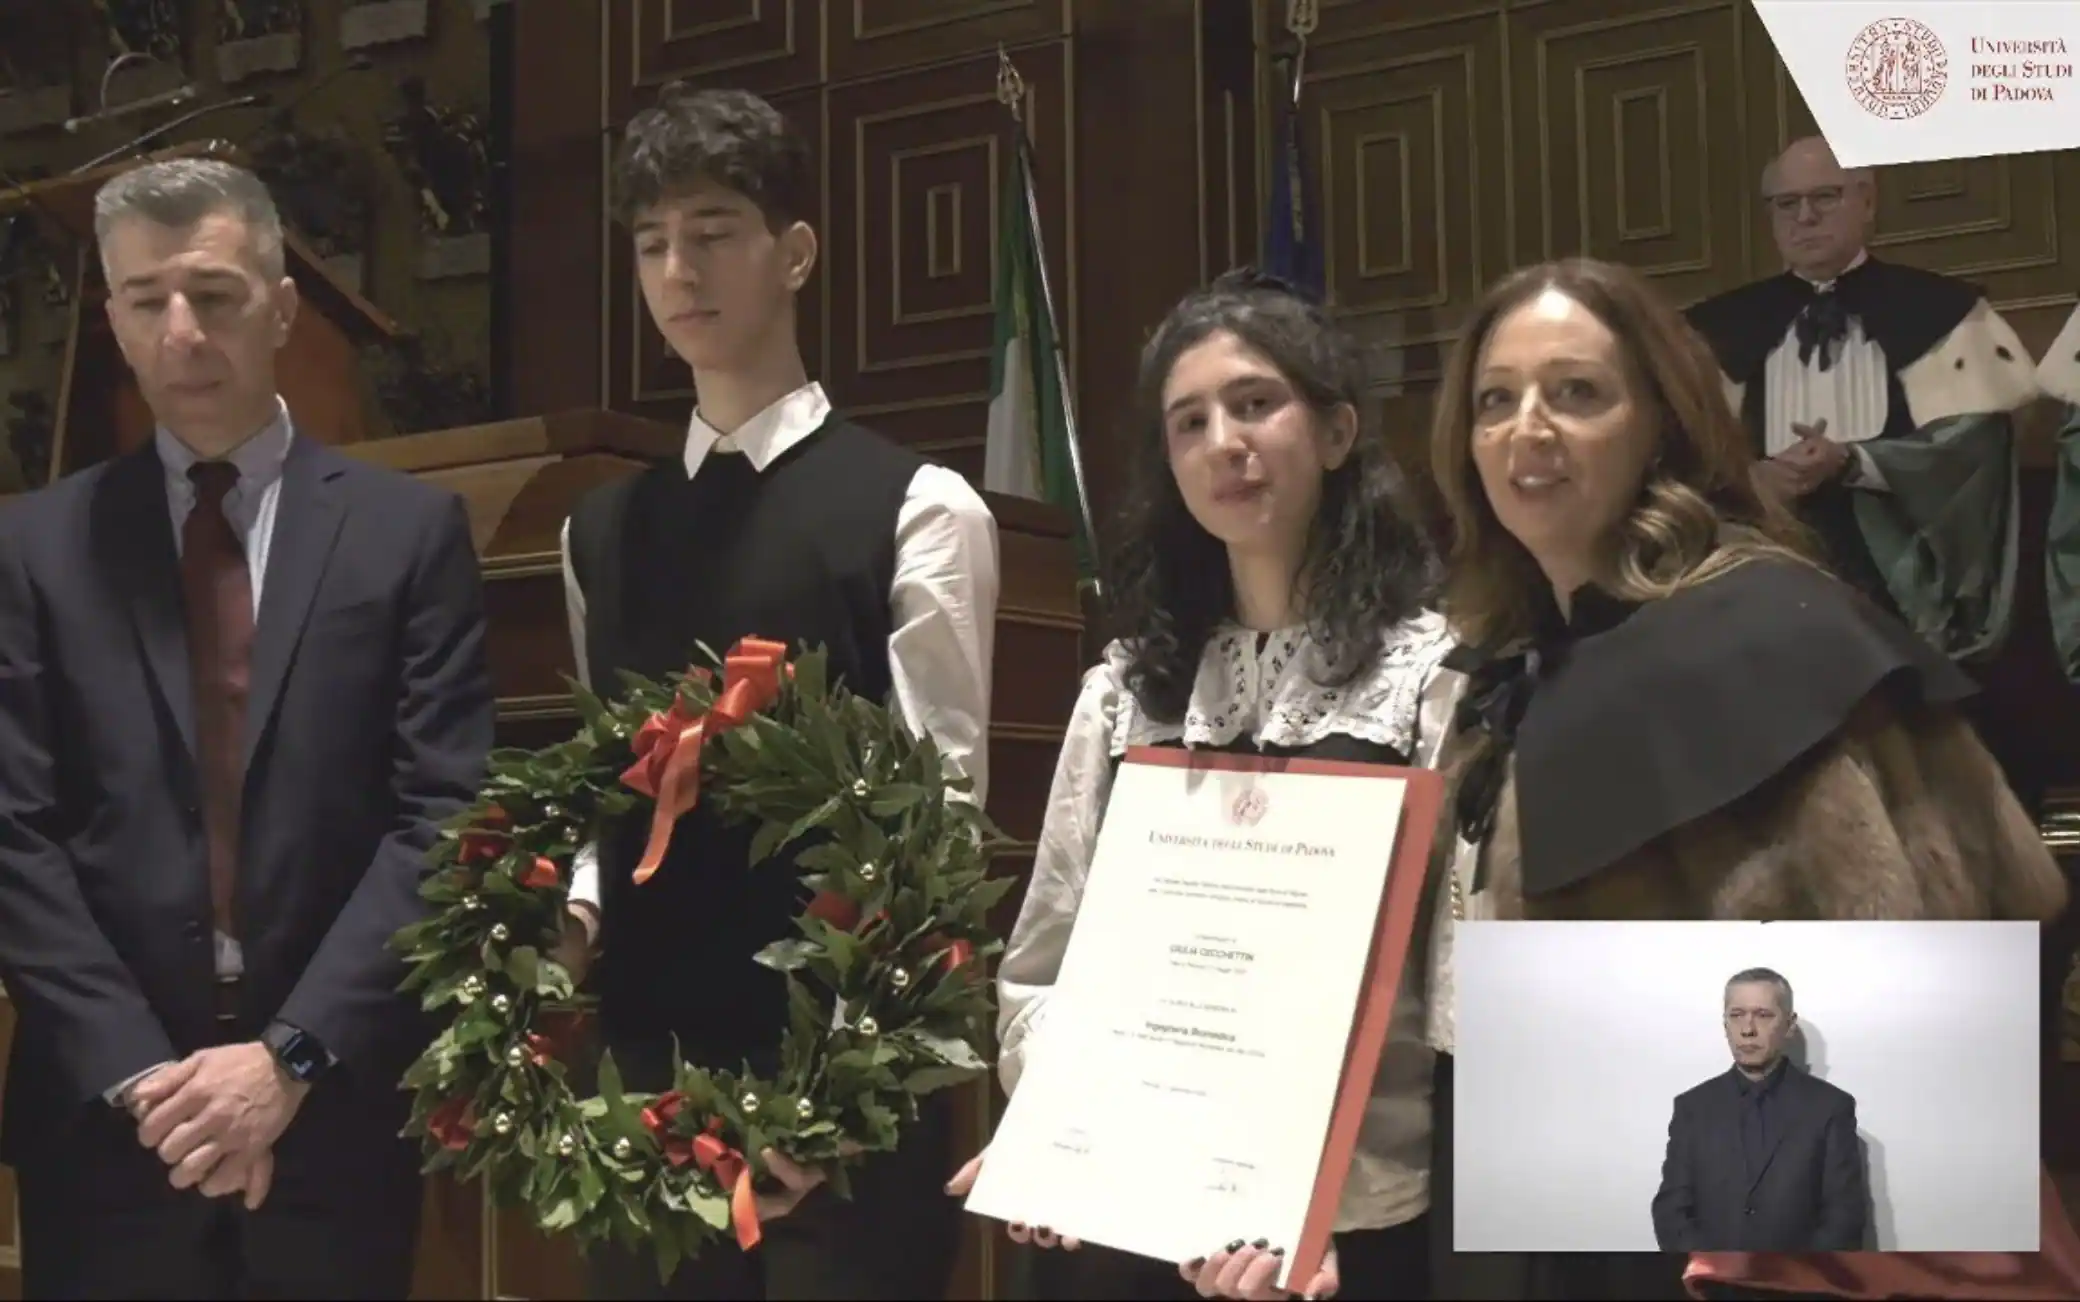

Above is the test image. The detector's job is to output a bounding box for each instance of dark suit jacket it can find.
[1651,1063,1868,1252]
[0,436,492,1190]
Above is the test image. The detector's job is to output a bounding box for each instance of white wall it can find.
[1450,920,2041,1253]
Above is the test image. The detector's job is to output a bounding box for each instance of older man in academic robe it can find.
[2042,301,2080,684]
[1686,136,2040,663]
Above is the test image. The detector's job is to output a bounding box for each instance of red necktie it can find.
[181,462,253,939]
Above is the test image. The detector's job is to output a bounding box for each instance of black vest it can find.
[566,415,922,1080]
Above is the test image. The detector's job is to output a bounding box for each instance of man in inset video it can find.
[1651,967,1869,1263]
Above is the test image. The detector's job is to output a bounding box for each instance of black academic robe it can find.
[2041,301,2080,684]
[1685,259,2038,662]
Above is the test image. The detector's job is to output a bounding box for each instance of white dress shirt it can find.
[1759,251,1893,492]
[562,381,1001,915]
[996,614,1461,1233]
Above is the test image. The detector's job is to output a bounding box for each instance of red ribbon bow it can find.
[691,1124,763,1252]
[638,1095,762,1251]
[640,1091,687,1160]
[456,805,511,865]
[620,637,789,885]
[427,1097,475,1151]
[805,894,972,975]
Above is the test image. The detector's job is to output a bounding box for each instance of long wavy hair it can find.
[1106,269,1437,724]
[1430,258,1815,651]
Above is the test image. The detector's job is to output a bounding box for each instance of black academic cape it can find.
[2040,302,2080,684]
[1685,259,2038,661]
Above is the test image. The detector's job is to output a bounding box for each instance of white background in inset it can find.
[1450,920,2042,1253]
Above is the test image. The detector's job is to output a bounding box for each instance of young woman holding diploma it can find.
[947,269,1460,1300]
[1422,256,2079,1301]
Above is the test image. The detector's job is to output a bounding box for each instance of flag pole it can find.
[1285,0,1318,107]
[997,48,1102,595]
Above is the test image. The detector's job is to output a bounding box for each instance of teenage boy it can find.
[557,86,1000,1300]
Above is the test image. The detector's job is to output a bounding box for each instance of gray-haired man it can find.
[0,157,493,1296]
[1651,968,1869,1260]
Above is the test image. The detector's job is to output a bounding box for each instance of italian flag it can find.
[984,140,1092,579]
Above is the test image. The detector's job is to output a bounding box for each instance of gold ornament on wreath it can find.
[392,636,1008,1275]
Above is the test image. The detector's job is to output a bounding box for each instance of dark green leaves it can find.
[395,639,1009,1264]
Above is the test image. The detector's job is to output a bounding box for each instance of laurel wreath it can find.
[391,638,1007,1275]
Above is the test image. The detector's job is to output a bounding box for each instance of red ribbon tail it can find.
[729,1167,762,1251]
[631,719,708,885]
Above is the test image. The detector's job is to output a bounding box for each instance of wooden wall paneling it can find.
[1198,0,1262,286]
[825,41,1074,479]
[1505,0,1748,307]
[625,0,826,97]
[1300,5,1510,474]
[828,1,1072,82]
[508,2,608,416]
[1047,0,1229,542]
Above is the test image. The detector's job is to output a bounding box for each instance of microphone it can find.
[64,82,199,133]
[61,56,374,181]
[70,93,267,174]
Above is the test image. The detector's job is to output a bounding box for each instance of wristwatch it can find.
[262,1020,333,1084]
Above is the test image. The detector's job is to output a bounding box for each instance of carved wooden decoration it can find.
[340,0,431,52]
[217,0,307,85]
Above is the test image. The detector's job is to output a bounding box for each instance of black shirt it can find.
[1733,1056,1789,1180]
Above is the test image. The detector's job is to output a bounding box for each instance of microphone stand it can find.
[70,54,373,175]
[69,94,267,174]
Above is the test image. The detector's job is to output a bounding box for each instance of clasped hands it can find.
[944,1155,1340,1300]
[122,1042,310,1210]
[1751,419,1849,500]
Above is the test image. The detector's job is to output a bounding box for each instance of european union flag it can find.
[1263,76,1324,303]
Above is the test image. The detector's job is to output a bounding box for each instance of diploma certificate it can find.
[966,748,1441,1289]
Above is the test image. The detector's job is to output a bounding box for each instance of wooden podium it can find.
[343,410,1086,1300]
[0,140,398,488]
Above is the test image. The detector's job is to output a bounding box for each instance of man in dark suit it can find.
[0,157,493,1298]
[1651,968,1868,1262]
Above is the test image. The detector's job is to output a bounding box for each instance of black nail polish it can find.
[1037,1225,1051,1235]
[1251,1238,1269,1249]
[1271,1246,1286,1257]
[1185,1257,1206,1271]
[1226,1238,1245,1253]
[1010,1222,1025,1232]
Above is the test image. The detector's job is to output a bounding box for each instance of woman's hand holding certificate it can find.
[950,1155,1341,1298]
[961,749,1440,1294]
[1180,1241,1340,1300]
[945,1156,1081,1251]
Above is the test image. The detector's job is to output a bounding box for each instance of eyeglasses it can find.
[1764,186,1845,215]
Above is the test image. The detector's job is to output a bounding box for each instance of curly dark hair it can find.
[611,85,813,229]
[1106,269,1437,724]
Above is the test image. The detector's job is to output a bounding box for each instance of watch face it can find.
[273,1029,321,1079]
